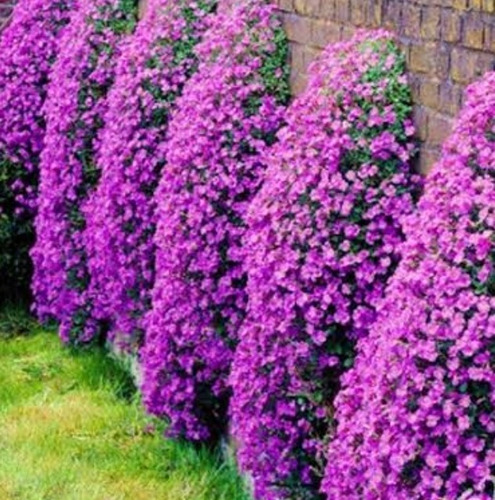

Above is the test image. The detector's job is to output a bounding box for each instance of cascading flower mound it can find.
[0,0,75,302]
[322,72,495,500]
[32,0,138,344]
[141,0,290,443]
[230,31,420,500]
[84,0,218,351]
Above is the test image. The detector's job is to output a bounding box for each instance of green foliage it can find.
[64,1,139,344]
[243,26,291,118]
[0,154,35,303]
[259,26,291,104]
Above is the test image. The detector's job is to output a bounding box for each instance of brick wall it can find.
[277,0,495,173]
[1,0,493,171]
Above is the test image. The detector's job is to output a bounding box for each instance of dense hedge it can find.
[141,0,290,443]
[230,31,420,500]
[0,0,74,302]
[323,72,495,500]
[84,0,218,351]
[32,0,138,344]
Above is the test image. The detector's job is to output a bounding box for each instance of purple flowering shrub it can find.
[323,72,495,500]
[83,0,218,351]
[0,0,74,301]
[32,0,138,343]
[230,31,420,500]
[140,0,290,443]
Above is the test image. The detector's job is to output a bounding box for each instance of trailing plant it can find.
[31,0,139,344]
[323,71,495,500]
[229,31,420,500]
[141,0,290,443]
[0,0,75,303]
[83,0,218,352]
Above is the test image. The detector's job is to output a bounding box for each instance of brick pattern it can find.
[0,0,14,31]
[277,0,495,173]
[0,0,492,171]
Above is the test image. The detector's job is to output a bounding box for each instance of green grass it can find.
[0,310,250,500]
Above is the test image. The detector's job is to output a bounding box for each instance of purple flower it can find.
[230,31,419,500]
[323,71,495,500]
[83,0,219,351]
[31,0,138,343]
[140,0,290,443]
[0,0,75,300]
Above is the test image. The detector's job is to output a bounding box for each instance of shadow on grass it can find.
[0,301,37,339]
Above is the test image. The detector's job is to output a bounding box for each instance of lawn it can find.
[0,309,249,500]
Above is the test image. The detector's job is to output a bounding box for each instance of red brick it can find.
[278,0,294,12]
[485,23,495,51]
[341,25,357,40]
[294,0,320,17]
[441,9,461,42]
[350,0,366,26]
[419,79,441,110]
[413,105,429,142]
[463,14,485,49]
[290,72,308,95]
[335,0,350,23]
[482,0,495,12]
[427,111,454,146]
[319,0,337,19]
[451,47,494,84]
[408,74,421,104]
[418,146,441,175]
[382,0,402,31]
[311,19,341,48]
[283,13,313,45]
[402,3,421,38]
[421,6,441,40]
[439,81,465,116]
[409,43,449,79]
[453,0,469,9]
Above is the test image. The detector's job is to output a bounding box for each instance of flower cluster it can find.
[140,0,290,443]
[323,72,495,500]
[0,0,74,301]
[83,0,219,351]
[31,0,137,343]
[230,31,420,500]
[31,0,138,343]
